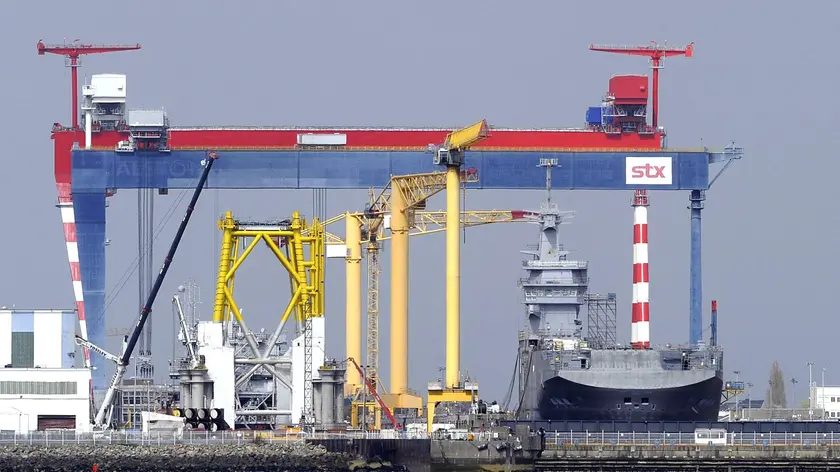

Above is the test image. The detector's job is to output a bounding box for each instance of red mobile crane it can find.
[37,40,142,129]
[589,41,694,128]
[348,357,401,430]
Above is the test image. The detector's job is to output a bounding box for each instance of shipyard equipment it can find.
[75,152,218,429]
[589,41,693,129]
[37,39,141,129]
[357,167,480,413]
[212,211,324,428]
[347,357,399,431]
[315,207,530,427]
[47,42,743,400]
[425,120,489,432]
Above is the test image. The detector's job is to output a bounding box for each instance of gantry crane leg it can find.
[427,120,489,432]
[344,212,364,396]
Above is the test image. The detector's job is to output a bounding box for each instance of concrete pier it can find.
[432,438,840,471]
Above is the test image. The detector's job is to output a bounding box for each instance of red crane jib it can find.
[37,41,141,56]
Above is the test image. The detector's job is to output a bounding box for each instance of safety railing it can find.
[544,431,840,447]
[0,429,431,446]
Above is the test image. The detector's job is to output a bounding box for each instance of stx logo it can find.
[624,157,673,185]
[630,163,667,179]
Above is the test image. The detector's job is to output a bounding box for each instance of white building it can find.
[0,309,90,433]
[811,386,840,419]
[0,368,92,432]
[0,309,78,368]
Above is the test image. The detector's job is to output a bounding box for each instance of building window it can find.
[0,381,77,395]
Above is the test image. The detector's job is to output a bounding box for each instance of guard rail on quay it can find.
[0,430,432,446]
[9,430,840,447]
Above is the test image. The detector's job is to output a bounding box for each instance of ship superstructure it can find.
[516,161,724,422]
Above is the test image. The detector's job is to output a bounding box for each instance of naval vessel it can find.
[515,161,724,422]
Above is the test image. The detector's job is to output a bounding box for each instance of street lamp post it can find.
[791,377,799,417]
[734,370,741,418]
[746,382,753,420]
[808,362,814,419]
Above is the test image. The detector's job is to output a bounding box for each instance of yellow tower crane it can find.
[427,119,490,432]
[314,208,530,429]
[212,211,325,428]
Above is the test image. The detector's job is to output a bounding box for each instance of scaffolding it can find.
[585,293,618,349]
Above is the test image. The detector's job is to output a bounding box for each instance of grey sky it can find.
[1,0,835,405]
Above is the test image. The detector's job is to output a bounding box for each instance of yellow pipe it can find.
[390,187,410,395]
[225,237,240,322]
[345,212,363,395]
[445,166,461,388]
[213,212,235,323]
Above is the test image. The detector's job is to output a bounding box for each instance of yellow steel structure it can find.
[213,210,325,425]
[213,211,324,325]
[343,211,365,395]
[365,168,478,411]
[334,209,528,428]
[441,119,489,388]
[428,119,490,432]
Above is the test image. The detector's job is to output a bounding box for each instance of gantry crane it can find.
[75,152,218,429]
[37,40,142,129]
[316,207,530,429]
[589,41,694,128]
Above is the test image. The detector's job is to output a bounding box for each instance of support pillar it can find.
[445,166,461,388]
[389,189,409,396]
[689,189,705,346]
[344,213,363,396]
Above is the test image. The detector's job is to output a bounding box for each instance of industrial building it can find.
[0,309,91,433]
[0,309,78,369]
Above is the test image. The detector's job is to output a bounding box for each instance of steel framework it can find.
[585,293,618,349]
[213,211,324,427]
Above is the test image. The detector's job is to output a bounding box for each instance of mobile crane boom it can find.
[92,151,219,428]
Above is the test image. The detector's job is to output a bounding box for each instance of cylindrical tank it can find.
[191,371,208,409]
[178,368,192,410]
[321,378,335,425]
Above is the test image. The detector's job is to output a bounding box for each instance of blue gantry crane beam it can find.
[69,143,742,388]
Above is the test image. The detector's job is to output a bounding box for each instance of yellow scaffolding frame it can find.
[213,210,325,326]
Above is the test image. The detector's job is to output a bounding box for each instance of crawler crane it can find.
[75,152,218,429]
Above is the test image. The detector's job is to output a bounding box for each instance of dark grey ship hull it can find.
[537,374,723,422]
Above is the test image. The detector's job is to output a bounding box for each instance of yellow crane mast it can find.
[314,207,530,429]
[427,119,490,432]
[361,167,479,413]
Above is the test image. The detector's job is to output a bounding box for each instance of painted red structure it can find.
[631,190,651,349]
[590,42,694,128]
[37,40,141,129]
[609,75,649,104]
[51,126,664,191]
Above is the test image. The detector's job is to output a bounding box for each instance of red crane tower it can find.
[37,40,142,129]
[589,41,694,128]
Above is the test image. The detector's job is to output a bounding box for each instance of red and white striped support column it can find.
[57,183,94,394]
[631,189,650,349]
